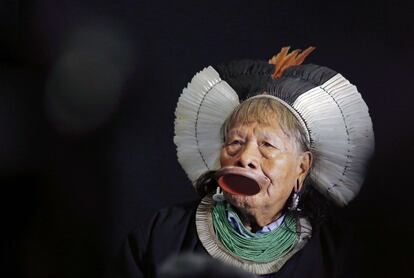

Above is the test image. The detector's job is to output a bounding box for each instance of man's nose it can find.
[237,143,260,170]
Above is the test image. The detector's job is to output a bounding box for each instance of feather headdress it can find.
[174,46,374,206]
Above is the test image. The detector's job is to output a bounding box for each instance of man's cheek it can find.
[220,153,232,166]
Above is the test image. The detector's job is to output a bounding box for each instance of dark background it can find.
[1,0,413,277]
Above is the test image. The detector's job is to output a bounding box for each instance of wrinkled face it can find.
[220,119,306,220]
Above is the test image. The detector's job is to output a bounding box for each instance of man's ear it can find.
[297,151,313,191]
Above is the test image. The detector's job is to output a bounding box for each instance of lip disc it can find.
[217,174,261,196]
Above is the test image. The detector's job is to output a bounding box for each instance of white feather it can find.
[174,66,240,184]
[293,73,375,206]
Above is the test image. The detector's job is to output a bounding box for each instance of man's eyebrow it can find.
[256,127,287,139]
[227,129,246,137]
[255,129,289,149]
[254,128,274,138]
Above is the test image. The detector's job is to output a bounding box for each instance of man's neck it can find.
[237,209,283,233]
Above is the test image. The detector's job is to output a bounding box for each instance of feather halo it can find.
[174,66,240,184]
[174,47,374,206]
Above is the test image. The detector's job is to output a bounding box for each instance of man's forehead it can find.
[227,121,286,137]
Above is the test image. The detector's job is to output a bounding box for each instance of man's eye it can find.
[229,140,242,145]
[261,141,274,148]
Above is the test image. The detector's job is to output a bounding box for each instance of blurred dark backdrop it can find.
[0,0,413,277]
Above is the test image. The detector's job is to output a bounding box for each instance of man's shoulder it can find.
[150,199,201,229]
[129,199,201,247]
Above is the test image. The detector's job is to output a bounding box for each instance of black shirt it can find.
[106,200,357,278]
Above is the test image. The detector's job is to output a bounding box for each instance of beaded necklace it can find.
[212,201,297,263]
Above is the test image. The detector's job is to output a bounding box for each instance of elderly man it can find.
[108,47,374,277]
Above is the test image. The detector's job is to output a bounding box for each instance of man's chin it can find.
[224,192,261,209]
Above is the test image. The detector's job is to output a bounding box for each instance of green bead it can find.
[212,201,297,263]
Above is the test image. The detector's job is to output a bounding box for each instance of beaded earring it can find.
[288,180,301,211]
[213,187,225,202]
